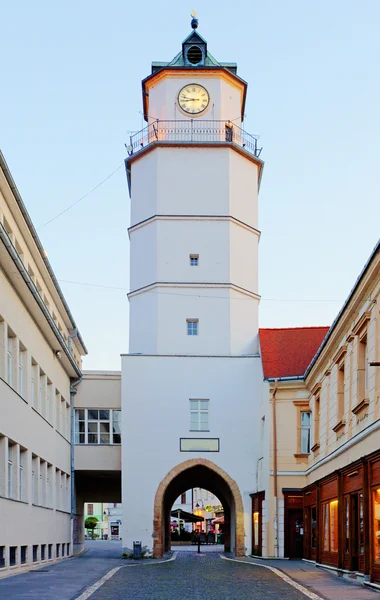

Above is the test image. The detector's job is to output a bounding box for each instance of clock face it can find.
[177,84,210,116]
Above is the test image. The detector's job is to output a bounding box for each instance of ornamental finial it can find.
[190,9,198,29]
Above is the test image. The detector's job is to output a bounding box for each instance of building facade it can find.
[254,242,380,586]
[0,152,86,577]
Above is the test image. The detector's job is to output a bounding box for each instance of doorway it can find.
[287,509,304,558]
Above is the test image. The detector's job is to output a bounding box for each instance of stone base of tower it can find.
[121,353,263,557]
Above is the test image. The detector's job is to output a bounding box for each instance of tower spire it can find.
[190,9,198,30]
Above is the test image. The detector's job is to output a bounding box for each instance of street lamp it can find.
[195,499,205,508]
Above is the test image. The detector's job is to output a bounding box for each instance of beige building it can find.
[0,152,86,576]
[255,240,380,587]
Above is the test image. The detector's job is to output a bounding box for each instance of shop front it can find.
[303,450,380,584]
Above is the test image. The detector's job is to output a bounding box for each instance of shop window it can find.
[0,546,4,568]
[311,506,317,549]
[345,497,349,553]
[48,544,52,560]
[21,546,27,564]
[253,511,259,546]
[56,543,60,558]
[373,489,380,563]
[359,493,364,554]
[322,500,338,552]
[32,545,38,562]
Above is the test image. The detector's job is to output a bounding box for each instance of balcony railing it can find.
[126,120,262,158]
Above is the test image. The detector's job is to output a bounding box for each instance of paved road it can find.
[89,551,309,600]
[0,541,124,600]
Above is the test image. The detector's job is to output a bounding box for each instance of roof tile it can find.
[259,326,330,379]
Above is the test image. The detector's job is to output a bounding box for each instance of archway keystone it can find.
[153,458,245,557]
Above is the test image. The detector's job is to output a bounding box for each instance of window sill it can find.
[32,503,54,510]
[189,430,210,433]
[0,495,29,505]
[31,406,54,428]
[332,419,346,433]
[352,399,369,415]
[311,443,320,452]
[57,430,70,443]
[294,453,310,458]
[74,443,121,446]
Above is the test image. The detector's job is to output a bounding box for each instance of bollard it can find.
[197,535,201,554]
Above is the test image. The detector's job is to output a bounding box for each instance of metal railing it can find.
[126,120,262,158]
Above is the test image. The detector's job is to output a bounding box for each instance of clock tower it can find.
[122,16,264,557]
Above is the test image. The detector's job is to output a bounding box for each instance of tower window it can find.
[187,45,203,65]
[187,319,199,336]
[190,254,199,266]
[190,399,209,431]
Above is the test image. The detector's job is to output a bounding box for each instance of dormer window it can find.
[186,45,203,65]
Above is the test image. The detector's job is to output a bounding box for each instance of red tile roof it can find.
[259,326,330,379]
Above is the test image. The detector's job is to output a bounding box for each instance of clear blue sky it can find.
[1,1,379,369]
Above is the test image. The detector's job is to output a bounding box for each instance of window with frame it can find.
[337,363,345,420]
[180,492,186,504]
[31,359,38,408]
[87,503,94,515]
[8,443,13,498]
[189,254,199,266]
[7,332,14,386]
[187,319,199,336]
[18,343,26,397]
[74,409,122,445]
[190,399,209,431]
[300,411,312,454]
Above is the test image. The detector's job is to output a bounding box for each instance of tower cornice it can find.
[142,67,247,122]
[125,142,264,196]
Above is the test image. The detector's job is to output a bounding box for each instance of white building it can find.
[122,18,264,557]
[0,151,86,576]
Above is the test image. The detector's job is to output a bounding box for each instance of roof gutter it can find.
[0,151,88,355]
[266,375,305,383]
[304,238,380,380]
[0,223,82,378]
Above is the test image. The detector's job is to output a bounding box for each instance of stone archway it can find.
[153,458,245,557]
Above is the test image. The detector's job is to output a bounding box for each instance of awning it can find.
[170,509,204,523]
[212,516,225,525]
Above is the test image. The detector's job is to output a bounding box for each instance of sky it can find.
[1,0,379,370]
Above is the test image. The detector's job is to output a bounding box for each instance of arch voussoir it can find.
[153,459,245,557]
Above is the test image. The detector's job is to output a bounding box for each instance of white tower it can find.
[122,17,264,557]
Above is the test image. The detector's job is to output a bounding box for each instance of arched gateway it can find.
[153,459,245,557]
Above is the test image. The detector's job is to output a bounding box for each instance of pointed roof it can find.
[259,326,330,380]
[182,30,208,45]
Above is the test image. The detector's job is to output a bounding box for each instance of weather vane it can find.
[190,9,198,29]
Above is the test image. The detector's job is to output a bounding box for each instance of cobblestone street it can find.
[88,552,311,600]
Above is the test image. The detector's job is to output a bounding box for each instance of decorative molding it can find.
[352,312,371,336]
[333,345,347,366]
[311,443,320,453]
[324,367,332,377]
[346,333,355,343]
[352,399,370,415]
[294,453,309,459]
[332,419,346,433]
[310,382,322,396]
[293,400,310,408]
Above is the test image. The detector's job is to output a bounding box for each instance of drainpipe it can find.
[70,377,82,532]
[272,379,279,558]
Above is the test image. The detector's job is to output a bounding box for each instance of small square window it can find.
[190,254,199,266]
[187,319,199,336]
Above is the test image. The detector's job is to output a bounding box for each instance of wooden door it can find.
[288,509,304,558]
